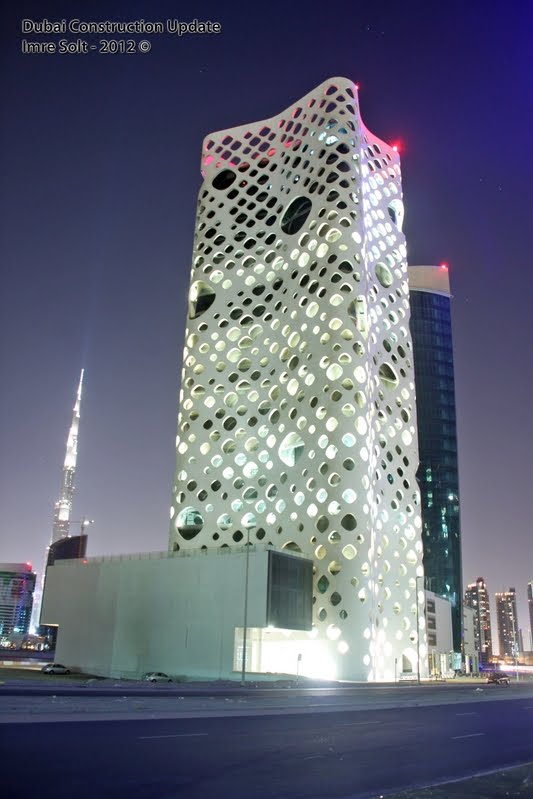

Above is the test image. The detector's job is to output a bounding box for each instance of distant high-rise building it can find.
[32,370,85,632]
[408,265,462,652]
[46,534,88,567]
[0,563,36,637]
[464,577,492,664]
[527,580,533,649]
[495,587,519,659]
[51,369,85,544]
[39,534,89,648]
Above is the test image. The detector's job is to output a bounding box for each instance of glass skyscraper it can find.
[495,588,519,659]
[465,576,492,664]
[409,265,462,652]
[0,563,36,637]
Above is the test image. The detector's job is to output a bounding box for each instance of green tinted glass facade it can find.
[410,290,462,652]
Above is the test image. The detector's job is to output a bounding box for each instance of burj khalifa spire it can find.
[51,369,84,543]
[32,370,86,633]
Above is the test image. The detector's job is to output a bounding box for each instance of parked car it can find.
[41,663,70,675]
[142,672,172,683]
[486,671,510,684]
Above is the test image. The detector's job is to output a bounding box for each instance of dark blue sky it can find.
[1,0,532,646]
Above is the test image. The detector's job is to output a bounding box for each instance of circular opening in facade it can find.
[176,507,204,540]
[212,169,236,190]
[280,197,313,235]
[217,513,232,531]
[375,262,393,288]
[189,281,216,319]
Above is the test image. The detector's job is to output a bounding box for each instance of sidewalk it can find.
[2,679,533,724]
[383,761,533,798]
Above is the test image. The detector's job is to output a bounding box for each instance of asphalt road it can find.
[2,696,533,799]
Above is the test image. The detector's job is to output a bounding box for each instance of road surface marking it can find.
[455,712,478,716]
[451,732,485,739]
[139,733,208,739]
[342,720,381,726]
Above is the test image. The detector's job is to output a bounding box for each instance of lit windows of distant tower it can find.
[464,577,492,664]
[495,588,519,659]
[408,265,462,653]
[0,563,36,637]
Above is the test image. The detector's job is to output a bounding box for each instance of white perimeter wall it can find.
[463,605,479,673]
[41,549,269,679]
[432,593,454,652]
[426,590,454,674]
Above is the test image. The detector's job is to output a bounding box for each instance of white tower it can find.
[51,369,84,543]
[170,78,427,681]
[31,370,85,632]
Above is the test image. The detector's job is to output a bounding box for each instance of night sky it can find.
[1,1,532,649]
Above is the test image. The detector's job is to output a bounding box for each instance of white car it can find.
[142,672,172,683]
[41,663,71,675]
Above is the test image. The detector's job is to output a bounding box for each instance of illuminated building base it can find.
[41,546,428,682]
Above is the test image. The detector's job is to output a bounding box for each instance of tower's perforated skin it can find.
[169,78,426,681]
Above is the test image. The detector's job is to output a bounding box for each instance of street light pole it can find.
[416,574,425,684]
[240,525,251,687]
[511,608,519,683]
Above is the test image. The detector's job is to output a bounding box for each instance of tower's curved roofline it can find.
[200,77,397,176]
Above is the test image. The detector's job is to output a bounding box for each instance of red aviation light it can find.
[440,262,448,270]
[390,138,404,154]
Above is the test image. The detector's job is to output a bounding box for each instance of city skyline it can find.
[1,2,532,644]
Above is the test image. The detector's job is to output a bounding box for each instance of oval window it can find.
[375,262,393,288]
[176,507,204,540]
[212,169,236,190]
[189,281,216,319]
[280,196,312,235]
